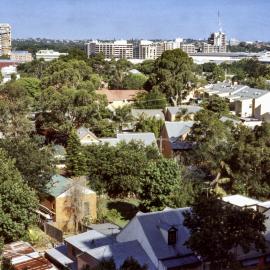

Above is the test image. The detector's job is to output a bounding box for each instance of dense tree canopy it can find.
[0,137,55,194]
[184,192,266,269]
[145,49,195,105]
[85,142,159,197]
[0,149,38,243]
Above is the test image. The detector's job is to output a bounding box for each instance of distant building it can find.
[36,49,68,61]
[1,65,20,83]
[0,23,11,56]
[10,50,33,62]
[180,43,196,54]
[206,31,227,53]
[205,83,270,119]
[85,40,133,59]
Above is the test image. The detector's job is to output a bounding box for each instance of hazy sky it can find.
[1,0,270,41]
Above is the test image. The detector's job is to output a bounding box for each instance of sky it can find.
[1,0,270,41]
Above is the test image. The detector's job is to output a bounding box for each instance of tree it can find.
[122,73,148,90]
[0,149,38,243]
[184,192,266,269]
[108,59,134,89]
[0,137,55,194]
[175,108,193,121]
[113,105,133,132]
[134,116,164,138]
[120,257,147,270]
[186,110,234,194]
[66,129,87,177]
[146,49,195,105]
[206,65,225,83]
[85,142,159,197]
[134,88,167,109]
[0,80,33,137]
[37,86,109,136]
[140,158,182,211]
[16,77,42,108]
[203,95,230,117]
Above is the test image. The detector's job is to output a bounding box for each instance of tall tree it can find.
[146,49,195,106]
[0,137,55,194]
[134,88,167,109]
[0,149,38,243]
[66,129,87,177]
[140,158,182,211]
[184,192,266,269]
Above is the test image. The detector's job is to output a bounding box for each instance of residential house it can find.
[165,106,202,121]
[131,108,165,121]
[97,89,146,111]
[160,121,194,157]
[100,132,158,148]
[40,175,97,231]
[205,83,270,119]
[45,208,201,270]
[76,127,100,145]
[46,230,156,270]
[3,241,56,270]
[76,127,158,148]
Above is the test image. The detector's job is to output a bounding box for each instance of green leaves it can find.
[184,192,266,268]
[0,149,38,243]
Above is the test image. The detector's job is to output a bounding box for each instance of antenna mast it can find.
[218,10,222,32]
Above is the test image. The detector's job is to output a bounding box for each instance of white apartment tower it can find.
[85,40,133,59]
[0,24,11,56]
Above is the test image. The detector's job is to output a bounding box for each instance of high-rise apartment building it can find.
[0,24,11,56]
[85,40,133,59]
[205,31,226,53]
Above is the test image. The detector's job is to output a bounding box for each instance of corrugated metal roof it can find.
[135,208,192,260]
[165,121,194,142]
[45,175,73,198]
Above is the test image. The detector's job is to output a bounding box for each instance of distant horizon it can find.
[1,0,270,42]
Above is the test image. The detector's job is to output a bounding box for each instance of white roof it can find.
[222,194,260,207]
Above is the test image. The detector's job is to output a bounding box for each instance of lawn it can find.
[97,197,140,228]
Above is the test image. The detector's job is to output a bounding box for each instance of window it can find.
[168,228,177,245]
[84,202,90,216]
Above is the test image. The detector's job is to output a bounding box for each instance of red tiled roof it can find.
[97,89,146,103]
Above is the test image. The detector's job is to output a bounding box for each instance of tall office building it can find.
[0,24,11,56]
[207,31,226,52]
[85,40,133,59]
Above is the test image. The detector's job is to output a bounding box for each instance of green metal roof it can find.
[46,175,73,198]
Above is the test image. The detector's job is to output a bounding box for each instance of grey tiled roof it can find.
[131,109,165,120]
[164,121,194,142]
[135,208,193,260]
[117,132,157,147]
[76,127,97,140]
[86,240,156,270]
[100,132,158,147]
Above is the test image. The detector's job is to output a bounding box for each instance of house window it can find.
[84,202,90,216]
[168,228,177,245]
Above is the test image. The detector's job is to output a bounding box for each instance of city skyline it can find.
[0,0,270,41]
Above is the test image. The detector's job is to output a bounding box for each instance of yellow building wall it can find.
[55,192,97,232]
